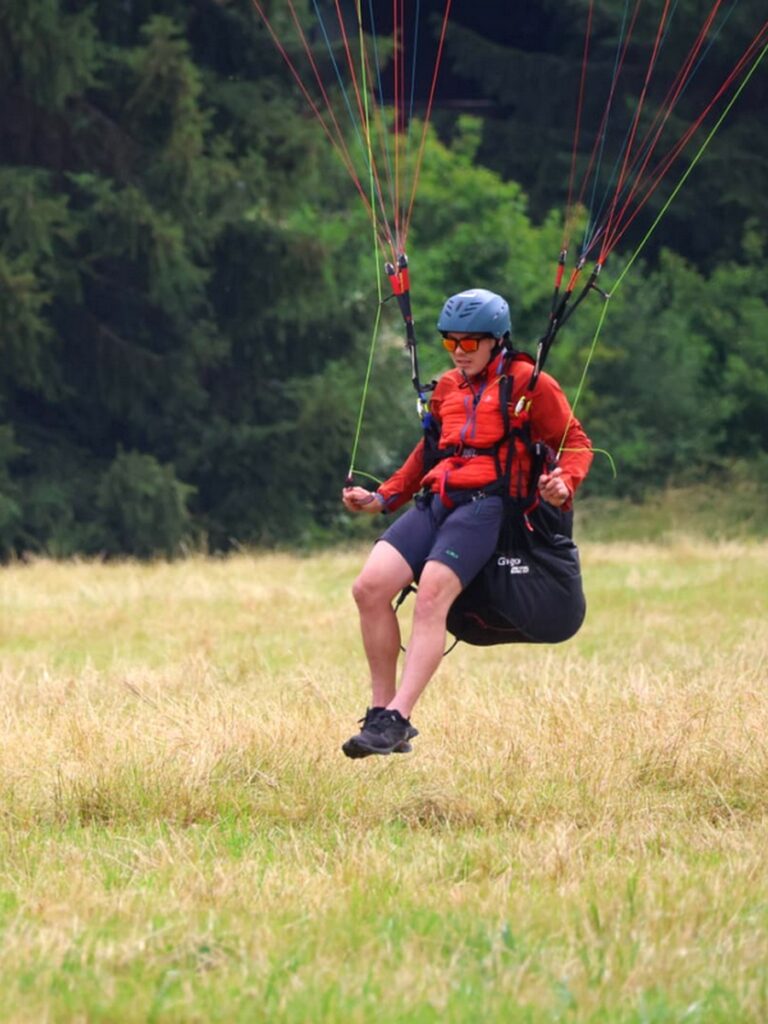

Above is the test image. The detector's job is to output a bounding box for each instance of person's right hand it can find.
[342,486,383,514]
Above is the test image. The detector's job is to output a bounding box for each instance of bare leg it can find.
[352,541,414,707]
[388,560,463,719]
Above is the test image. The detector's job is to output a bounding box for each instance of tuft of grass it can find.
[0,543,765,1021]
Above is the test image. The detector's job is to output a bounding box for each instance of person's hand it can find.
[538,467,570,507]
[342,486,383,514]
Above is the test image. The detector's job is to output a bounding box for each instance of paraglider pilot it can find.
[341,289,593,757]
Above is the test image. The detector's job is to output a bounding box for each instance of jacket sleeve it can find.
[530,372,593,501]
[375,380,447,513]
[376,439,428,512]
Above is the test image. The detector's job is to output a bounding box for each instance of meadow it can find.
[0,538,766,1023]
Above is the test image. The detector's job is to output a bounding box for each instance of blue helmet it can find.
[436,288,511,339]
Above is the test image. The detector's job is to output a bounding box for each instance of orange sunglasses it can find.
[441,334,492,353]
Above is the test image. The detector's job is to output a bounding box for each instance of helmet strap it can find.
[493,332,514,359]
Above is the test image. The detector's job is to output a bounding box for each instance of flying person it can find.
[341,288,593,757]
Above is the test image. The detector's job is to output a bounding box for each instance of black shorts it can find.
[379,493,504,588]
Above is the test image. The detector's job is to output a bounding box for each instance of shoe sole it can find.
[342,738,378,759]
[342,727,418,759]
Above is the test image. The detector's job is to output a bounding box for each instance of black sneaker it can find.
[342,707,418,759]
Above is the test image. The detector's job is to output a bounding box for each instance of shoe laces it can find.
[357,706,384,727]
[366,710,406,735]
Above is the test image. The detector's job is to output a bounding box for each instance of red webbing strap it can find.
[554,259,566,291]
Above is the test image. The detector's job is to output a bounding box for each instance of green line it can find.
[613,36,768,291]
[557,297,611,458]
[349,468,384,486]
[560,446,617,478]
[561,36,768,457]
[347,2,386,482]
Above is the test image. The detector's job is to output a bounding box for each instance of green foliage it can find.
[407,115,563,380]
[10,435,107,558]
[0,0,765,553]
[0,426,23,556]
[96,449,194,558]
[563,243,768,495]
[442,0,768,267]
[0,168,77,398]
[0,0,98,109]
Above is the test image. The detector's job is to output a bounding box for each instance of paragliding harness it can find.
[386,256,587,647]
[432,353,586,646]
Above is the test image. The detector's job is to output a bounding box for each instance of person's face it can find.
[442,333,497,376]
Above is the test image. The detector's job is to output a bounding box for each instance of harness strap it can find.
[434,442,499,459]
[423,352,555,508]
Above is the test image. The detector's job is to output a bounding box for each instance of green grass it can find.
[0,541,766,1022]
[577,477,768,542]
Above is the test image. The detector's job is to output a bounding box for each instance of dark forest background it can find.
[1,0,766,556]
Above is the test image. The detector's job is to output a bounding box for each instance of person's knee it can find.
[353,542,413,609]
[352,571,389,609]
[413,568,459,622]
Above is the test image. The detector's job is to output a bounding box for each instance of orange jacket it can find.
[377,353,593,512]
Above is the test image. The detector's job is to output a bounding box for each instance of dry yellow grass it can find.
[0,542,765,1022]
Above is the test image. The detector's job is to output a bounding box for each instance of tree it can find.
[0,0,765,555]
[438,0,768,268]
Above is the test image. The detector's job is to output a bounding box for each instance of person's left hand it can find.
[538,467,570,507]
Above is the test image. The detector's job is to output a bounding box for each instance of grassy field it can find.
[0,540,766,1023]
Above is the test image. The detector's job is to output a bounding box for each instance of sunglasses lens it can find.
[442,337,482,352]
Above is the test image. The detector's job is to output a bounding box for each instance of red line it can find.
[399,0,407,244]
[622,2,723,186]
[250,0,390,253]
[604,0,724,252]
[359,23,398,236]
[564,0,595,247]
[329,1,395,253]
[286,0,395,254]
[285,1,373,202]
[392,0,401,249]
[402,0,453,247]
[332,0,369,130]
[250,4,365,199]
[348,4,398,254]
[604,22,768,256]
[600,0,674,263]
[574,0,644,214]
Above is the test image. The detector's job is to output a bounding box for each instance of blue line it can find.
[407,0,421,143]
[366,0,397,213]
[587,0,741,252]
[584,0,682,251]
[582,0,631,250]
[311,0,368,167]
